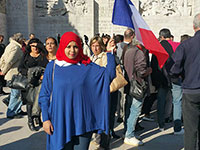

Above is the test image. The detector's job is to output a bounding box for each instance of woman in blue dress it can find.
[39,32,116,150]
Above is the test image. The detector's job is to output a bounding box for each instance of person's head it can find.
[114,34,124,44]
[26,38,45,54]
[29,33,35,40]
[170,34,174,41]
[193,13,200,32]
[45,37,58,54]
[159,28,171,41]
[180,34,191,43]
[102,34,110,46]
[56,32,91,64]
[90,36,105,56]
[11,33,24,45]
[124,28,135,43]
[0,35,4,43]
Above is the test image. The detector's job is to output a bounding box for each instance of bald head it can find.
[124,28,135,43]
[193,13,200,32]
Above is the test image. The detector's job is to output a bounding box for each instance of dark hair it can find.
[159,28,171,38]
[26,38,46,55]
[114,34,124,43]
[45,37,58,46]
[180,34,191,43]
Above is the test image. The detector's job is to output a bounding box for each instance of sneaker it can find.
[143,115,155,122]
[159,127,165,132]
[174,129,184,135]
[124,137,144,146]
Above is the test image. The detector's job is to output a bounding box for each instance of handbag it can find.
[110,64,128,93]
[129,72,147,100]
[129,50,147,100]
[7,74,28,90]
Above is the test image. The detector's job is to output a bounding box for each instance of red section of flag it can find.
[139,28,169,68]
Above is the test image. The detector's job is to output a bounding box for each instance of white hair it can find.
[193,13,200,29]
[11,33,24,42]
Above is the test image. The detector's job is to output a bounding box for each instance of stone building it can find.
[0,0,200,44]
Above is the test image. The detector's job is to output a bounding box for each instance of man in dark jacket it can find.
[170,13,200,150]
[123,28,151,146]
[151,28,174,130]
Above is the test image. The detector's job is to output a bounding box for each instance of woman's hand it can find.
[106,38,116,52]
[43,120,54,135]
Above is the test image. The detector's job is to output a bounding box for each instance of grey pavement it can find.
[0,88,184,150]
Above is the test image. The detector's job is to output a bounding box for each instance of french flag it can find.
[112,0,169,68]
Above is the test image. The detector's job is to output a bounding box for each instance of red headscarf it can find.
[56,32,91,65]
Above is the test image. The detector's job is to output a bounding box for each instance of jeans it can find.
[124,95,143,138]
[62,132,93,150]
[182,93,200,150]
[157,87,169,128]
[7,88,22,117]
[171,83,182,132]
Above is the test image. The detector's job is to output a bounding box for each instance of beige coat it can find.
[90,52,107,67]
[0,39,23,81]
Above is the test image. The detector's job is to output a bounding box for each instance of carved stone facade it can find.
[36,0,88,17]
[139,0,193,17]
[0,0,199,43]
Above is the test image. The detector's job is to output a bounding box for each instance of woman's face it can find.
[30,42,39,54]
[64,41,79,59]
[91,41,102,56]
[46,38,57,53]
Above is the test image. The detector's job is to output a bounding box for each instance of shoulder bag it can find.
[129,50,147,100]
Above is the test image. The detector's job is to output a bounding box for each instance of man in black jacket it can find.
[170,13,200,150]
[151,28,173,130]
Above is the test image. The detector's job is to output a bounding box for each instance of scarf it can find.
[56,32,91,65]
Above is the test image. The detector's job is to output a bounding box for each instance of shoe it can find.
[0,91,9,96]
[2,97,9,106]
[18,111,27,116]
[135,124,144,132]
[7,114,23,119]
[28,122,36,131]
[159,127,165,132]
[124,137,144,146]
[117,117,123,123]
[143,115,155,122]
[111,132,120,139]
[35,117,43,127]
[165,117,173,123]
[174,129,184,135]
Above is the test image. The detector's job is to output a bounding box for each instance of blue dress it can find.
[39,53,115,150]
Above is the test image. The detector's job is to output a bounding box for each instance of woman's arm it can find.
[106,53,116,81]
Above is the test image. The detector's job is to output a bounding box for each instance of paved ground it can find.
[0,88,184,150]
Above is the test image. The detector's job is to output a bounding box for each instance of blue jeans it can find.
[124,95,142,138]
[7,89,22,117]
[171,83,182,132]
[157,87,169,128]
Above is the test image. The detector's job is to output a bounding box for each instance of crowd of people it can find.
[1,13,200,150]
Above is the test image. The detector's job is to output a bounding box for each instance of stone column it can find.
[0,0,7,44]
[27,0,34,35]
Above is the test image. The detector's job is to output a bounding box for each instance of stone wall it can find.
[0,0,7,43]
[2,0,200,43]
[6,0,28,39]
[34,0,94,42]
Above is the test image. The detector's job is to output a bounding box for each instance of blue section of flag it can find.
[112,0,135,29]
